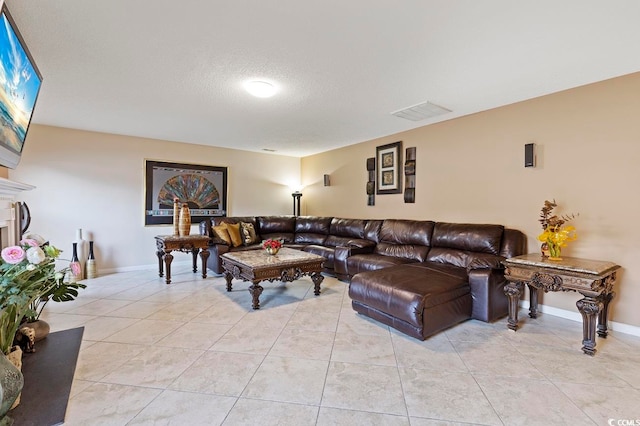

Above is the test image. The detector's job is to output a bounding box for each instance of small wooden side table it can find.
[155,235,210,284]
[503,254,620,355]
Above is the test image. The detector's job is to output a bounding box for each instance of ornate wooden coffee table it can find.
[221,247,325,309]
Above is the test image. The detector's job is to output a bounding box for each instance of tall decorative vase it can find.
[173,199,180,236]
[74,229,87,280]
[86,240,98,279]
[69,242,81,283]
[178,204,191,237]
[0,347,24,418]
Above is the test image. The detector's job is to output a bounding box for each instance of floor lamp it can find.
[292,191,302,216]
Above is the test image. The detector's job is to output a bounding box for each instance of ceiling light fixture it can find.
[244,80,276,98]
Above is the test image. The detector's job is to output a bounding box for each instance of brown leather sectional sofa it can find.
[200,215,526,339]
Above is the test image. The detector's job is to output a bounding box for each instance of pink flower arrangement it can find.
[262,239,283,250]
[0,234,87,354]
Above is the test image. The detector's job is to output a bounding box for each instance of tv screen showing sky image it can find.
[0,4,42,166]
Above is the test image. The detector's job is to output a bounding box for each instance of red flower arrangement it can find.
[262,239,283,250]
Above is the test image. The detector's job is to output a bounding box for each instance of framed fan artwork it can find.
[144,160,228,226]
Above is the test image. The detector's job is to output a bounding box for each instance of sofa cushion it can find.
[346,253,416,276]
[324,236,375,249]
[294,234,328,245]
[295,216,332,233]
[500,228,528,258]
[258,216,296,243]
[426,223,505,270]
[349,264,470,328]
[329,218,366,238]
[240,222,258,246]
[364,220,383,243]
[379,219,434,246]
[406,261,468,280]
[427,248,504,271]
[294,216,331,245]
[258,216,295,233]
[212,224,231,245]
[371,219,434,262]
[374,242,429,263]
[431,222,504,255]
[225,222,243,247]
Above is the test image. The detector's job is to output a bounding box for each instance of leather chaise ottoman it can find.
[349,263,472,340]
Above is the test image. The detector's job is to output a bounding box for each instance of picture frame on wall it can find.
[144,160,228,226]
[376,141,403,194]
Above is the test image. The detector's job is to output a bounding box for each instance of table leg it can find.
[576,297,604,356]
[597,291,615,338]
[199,248,209,279]
[156,249,164,278]
[249,281,264,310]
[224,272,233,292]
[527,284,539,319]
[504,281,523,331]
[191,248,199,273]
[163,251,174,285]
[311,272,323,296]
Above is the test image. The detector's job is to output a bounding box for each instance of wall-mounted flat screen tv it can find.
[0,3,42,169]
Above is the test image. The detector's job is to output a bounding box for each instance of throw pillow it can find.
[225,222,243,247]
[212,224,232,245]
[240,222,258,246]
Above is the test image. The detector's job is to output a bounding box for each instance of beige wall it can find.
[9,125,300,271]
[302,72,640,328]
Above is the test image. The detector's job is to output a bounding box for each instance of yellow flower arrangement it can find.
[537,199,579,260]
[537,225,577,259]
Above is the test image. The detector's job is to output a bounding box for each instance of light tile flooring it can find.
[39,269,640,425]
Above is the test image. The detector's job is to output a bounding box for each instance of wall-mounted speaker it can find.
[525,143,535,167]
[323,174,330,186]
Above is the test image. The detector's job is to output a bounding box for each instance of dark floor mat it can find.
[9,326,84,426]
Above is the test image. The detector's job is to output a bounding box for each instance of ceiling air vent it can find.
[391,101,451,121]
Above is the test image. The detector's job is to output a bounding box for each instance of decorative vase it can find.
[265,247,279,255]
[173,199,180,236]
[178,204,191,237]
[69,243,82,283]
[0,346,24,416]
[74,229,87,280]
[86,240,98,279]
[541,242,550,258]
[19,319,50,342]
[547,242,562,261]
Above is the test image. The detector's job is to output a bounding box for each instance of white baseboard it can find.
[100,260,191,274]
[519,300,640,337]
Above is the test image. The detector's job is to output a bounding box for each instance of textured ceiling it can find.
[6,0,640,157]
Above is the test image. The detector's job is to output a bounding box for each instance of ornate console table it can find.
[155,235,210,284]
[503,254,620,355]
